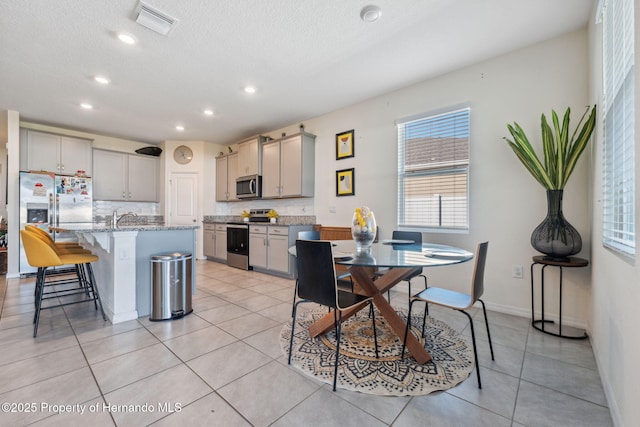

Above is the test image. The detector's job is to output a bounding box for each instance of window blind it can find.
[602,0,635,256]
[397,108,470,230]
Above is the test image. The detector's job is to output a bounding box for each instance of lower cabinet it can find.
[249,224,313,278]
[203,223,227,261]
[249,226,267,269]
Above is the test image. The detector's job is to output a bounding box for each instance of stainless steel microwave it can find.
[236,175,262,199]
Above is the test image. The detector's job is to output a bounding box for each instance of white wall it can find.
[258,29,592,325]
[6,111,20,277]
[0,111,8,220]
[587,3,640,426]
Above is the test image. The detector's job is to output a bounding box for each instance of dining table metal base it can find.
[307,266,433,365]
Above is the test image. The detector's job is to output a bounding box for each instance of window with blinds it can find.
[602,0,635,256]
[397,107,470,230]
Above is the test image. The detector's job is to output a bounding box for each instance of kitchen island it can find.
[51,224,198,324]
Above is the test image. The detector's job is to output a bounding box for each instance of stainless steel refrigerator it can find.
[19,171,93,274]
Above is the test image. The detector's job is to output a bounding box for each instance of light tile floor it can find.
[0,260,613,426]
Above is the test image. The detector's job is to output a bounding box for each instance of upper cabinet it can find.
[262,132,315,198]
[216,153,238,201]
[237,136,266,177]
[93,149,159,202]
[21,129,93,176]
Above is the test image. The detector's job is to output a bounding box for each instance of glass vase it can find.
[351,211,377,252]
[530,189,582,261]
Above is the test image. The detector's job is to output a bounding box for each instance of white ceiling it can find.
[0,0,594,145]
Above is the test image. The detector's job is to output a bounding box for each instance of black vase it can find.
[530,189,582,261]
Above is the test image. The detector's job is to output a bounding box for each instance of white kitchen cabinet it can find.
[22,129,93,176]
[215,153,238,201]
[261,132,315,198]
[249,224,314,278]
[203,224,215,258]
[204,223,227,261]
[93,149,158,202]
[214,224,227,260]
[237,136,265,177]
[249,225,268,269]
[128,155,158,201]
[266,226,289,274]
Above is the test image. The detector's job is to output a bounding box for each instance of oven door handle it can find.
[226,224,249,229]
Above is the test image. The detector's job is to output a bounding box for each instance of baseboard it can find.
[590,336,623,427]
[481,300,588,331]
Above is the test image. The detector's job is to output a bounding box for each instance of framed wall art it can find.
[336,129,354,160]
[336,168,355,196]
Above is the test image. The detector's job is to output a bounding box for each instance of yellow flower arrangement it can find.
[267,209,279,219]
[353,206,373,231]
[352,206,376,250]
[241,210,251,218]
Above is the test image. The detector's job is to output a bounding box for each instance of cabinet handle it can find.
[122,192,126,199]
[128,192,131,198]
[60,163,64,170]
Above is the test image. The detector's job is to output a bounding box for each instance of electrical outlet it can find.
[512,265,523,279]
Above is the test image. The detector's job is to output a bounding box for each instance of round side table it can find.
[530,256,589,339]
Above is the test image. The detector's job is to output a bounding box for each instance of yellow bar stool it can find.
[24,226,94,293]
[25,225,89,253]
[20,230,106,337]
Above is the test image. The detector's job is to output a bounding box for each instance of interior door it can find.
[169,173,198,226]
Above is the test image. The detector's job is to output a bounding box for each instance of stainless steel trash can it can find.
[150,252,193,321]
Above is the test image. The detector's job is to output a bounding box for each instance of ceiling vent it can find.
[134,2,178,36]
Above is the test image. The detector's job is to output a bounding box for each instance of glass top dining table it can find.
[330,240,473,268]
[304,240,474,365]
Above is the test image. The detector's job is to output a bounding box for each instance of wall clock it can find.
[173,145,193,164]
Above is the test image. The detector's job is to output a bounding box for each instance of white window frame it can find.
[397,106,470,232]
[602,0,635,257]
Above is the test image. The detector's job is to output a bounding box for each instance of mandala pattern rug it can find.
[280,306,474,396]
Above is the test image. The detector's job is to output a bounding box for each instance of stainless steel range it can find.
[226,209,271,270]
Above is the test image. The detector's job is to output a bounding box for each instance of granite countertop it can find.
[203,215,316,226]
[51,223,199,233]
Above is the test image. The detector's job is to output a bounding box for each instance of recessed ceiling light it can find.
[175,125,185,131]
[244,86,256,94]
[203,109,214,116]
[117,32,137,44]
[94,76,110,85]
[360,5,382,23]
[80,103,93,110]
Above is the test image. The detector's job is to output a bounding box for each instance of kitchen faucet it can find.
[112,209,137,227]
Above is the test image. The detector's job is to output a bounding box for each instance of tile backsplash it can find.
[93,201,163,225]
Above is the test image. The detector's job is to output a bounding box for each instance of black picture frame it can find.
[336,129,354,160]
[336,168,355,196]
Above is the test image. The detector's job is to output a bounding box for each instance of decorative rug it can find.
[280,306,474,396]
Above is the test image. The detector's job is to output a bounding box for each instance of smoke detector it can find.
[360,5,382,23]
[134,2,178,36]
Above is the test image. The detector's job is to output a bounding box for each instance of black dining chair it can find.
[292,230,353,316]
[297,230,319,240]
[401,241,494,388]
[289,239,379,391]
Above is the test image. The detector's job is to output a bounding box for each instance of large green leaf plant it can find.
[503,105,597,189]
